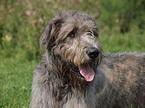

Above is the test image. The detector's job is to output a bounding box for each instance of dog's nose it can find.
[87,47,99,59]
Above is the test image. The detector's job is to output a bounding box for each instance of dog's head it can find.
[40,11,103,82]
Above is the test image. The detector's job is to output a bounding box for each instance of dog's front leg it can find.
[30,67,57,108]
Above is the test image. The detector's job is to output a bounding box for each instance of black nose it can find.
[87,47,99,59]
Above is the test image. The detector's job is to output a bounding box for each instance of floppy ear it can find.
[40,17,63,50]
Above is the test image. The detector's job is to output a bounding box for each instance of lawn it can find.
[0,0,145,107]
[0,58,40,108]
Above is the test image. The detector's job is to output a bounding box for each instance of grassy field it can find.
[0,0,145,107]
[0,58,39,107]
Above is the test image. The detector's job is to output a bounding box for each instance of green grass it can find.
[0,58,40,108]
[0,0,145,107]
[100,28,145,53]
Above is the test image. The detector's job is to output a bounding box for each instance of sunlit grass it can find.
[0,0,145,107]
[0,58,40,107]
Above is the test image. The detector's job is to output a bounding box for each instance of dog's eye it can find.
[68,29,77,37]
[70,33,75,37]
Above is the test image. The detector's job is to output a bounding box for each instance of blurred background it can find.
[0,0,145,107]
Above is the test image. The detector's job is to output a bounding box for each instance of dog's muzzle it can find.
[87,47,99,59]
[70,48,99,82]
[75,47,99,82]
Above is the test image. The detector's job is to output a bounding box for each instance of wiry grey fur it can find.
[30,11,145,108]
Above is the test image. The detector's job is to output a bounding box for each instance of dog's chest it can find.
[62,92,87,108]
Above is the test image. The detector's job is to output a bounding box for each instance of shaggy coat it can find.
[30,11,145,108]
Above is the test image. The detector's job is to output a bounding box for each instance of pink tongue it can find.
[78,64,95,82]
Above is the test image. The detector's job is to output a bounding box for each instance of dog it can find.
[30,11,145,108]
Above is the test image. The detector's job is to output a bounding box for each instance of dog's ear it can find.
[40,17,63,49]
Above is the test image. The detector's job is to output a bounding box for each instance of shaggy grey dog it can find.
[30,11,145,108]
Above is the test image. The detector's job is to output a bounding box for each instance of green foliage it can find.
[0,0,145,61]
[0,0,145,107]
[100,27,145,52]
[99,0,145,32]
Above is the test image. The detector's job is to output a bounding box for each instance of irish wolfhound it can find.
[30,11,145,108]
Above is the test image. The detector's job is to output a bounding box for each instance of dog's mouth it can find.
[70,63,95,82]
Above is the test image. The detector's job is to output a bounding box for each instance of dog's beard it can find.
[70,63,95,82]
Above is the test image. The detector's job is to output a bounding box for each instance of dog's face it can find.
[40,12,103,82]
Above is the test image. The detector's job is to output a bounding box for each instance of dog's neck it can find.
[43,53,95,107]
[45,53,88,88]
[52,55,89,89]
